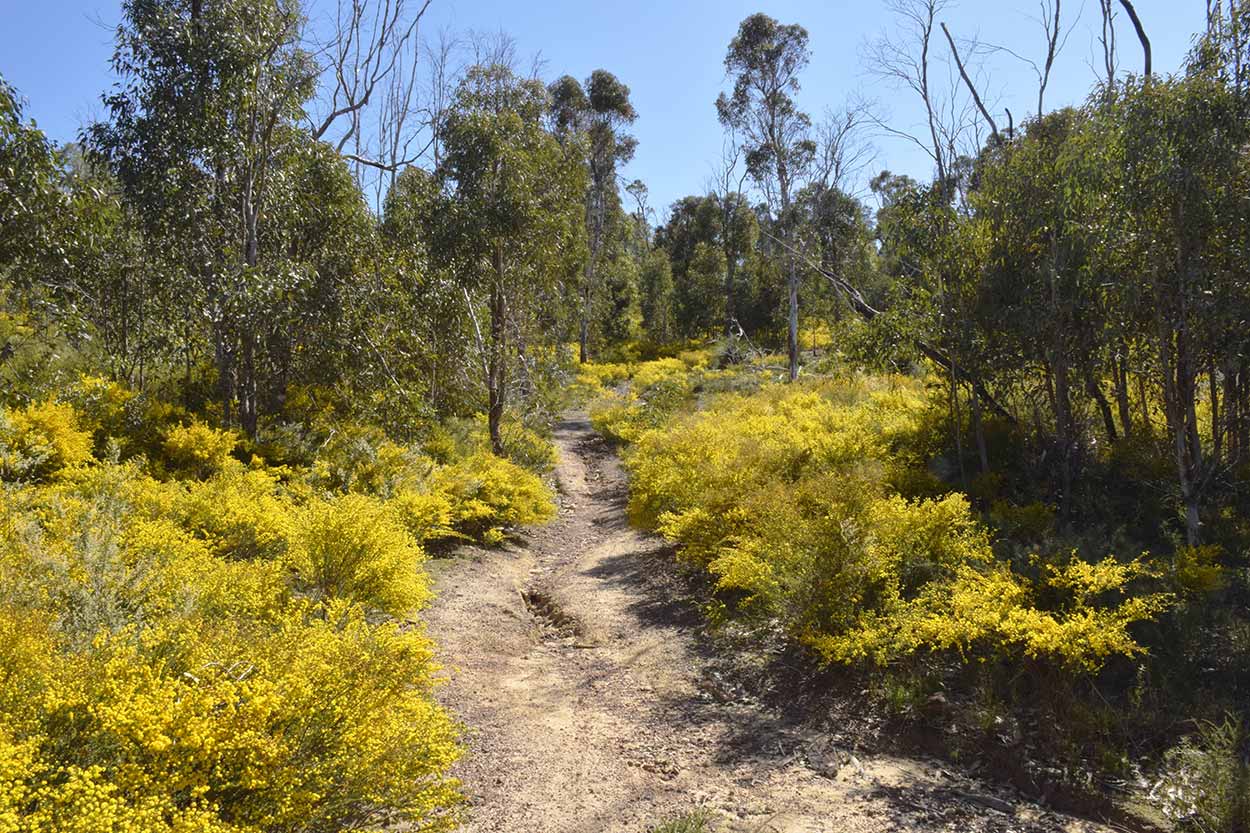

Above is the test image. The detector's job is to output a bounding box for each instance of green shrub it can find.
[1152,717,1250,832]
[650,809,714,833]
[310,422,432,497]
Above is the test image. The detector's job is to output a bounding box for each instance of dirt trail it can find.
[424,414,1112,833]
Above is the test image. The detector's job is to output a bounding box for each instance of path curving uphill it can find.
[424,413,1109,833]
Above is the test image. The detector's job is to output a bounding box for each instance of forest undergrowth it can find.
[583,344,1250,831]
[0,376,557,832]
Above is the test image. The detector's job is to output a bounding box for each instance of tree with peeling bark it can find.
[717,13,815,382]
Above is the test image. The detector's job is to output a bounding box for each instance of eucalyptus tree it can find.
[87,0,319,436]
[0,78,62,274]
[0,77,83,395]
[428,63,586,454]
[549,71,638,363]
[717,13,815,381]
[639,248,675,343]
[1097,69,1248,545]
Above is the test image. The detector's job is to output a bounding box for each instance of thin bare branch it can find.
[940,22,999,141]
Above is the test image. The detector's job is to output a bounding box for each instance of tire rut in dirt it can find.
[519,587,586,643]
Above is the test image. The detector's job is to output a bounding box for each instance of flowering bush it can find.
[161,420,239,478]
[621,373,1169,673]
[290,493,429,615]
[432,451,554,542]
[0,399,94,482]
[0,391,567,831]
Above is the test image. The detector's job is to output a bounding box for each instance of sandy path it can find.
[424,414,1112,833]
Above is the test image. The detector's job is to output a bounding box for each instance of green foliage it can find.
[649,809,714,833]
[1152,717,1250,833]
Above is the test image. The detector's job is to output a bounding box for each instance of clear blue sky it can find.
[0,0,1205,218]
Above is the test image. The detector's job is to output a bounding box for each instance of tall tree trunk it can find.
[1160,316,1202,546]
[787,263,799,381]
[239,201,261,438]
[240,330,258,439]
[780,172,799,382]
[579,259,592,364]
[1115,353,1132,438]
[488,242,507,457]
[215,324,234,427]
[1054,354,1074,518]
[1086,370,1119,444]
[970,387,990,475]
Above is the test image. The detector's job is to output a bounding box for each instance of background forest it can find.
[3,0,1250,831]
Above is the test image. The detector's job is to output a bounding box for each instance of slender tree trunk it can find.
[488,242,507,456]
[1160,315,1202,546]
[579,259,593,364]
[950,363,967,488]
[1086,370,1119,444]
[787,262,799,380]
[1210,360,1223,466]
[240,330,258,439]
[1115,354,1132,438]
[780,172,799,382]
[971,387,990,475]
[239,201,261,438]
[1054,355,1074,518]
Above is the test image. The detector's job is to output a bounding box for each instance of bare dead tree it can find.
[371,29,426,204]
[1036,0,1062,114]
[421,27,461,170]
[812,102,878,195]
[1099,0,1118,86]
[866,0,956,182]
[940,22,1000,141]
[469,29,519,71]
[974,0,1075,121]
[308,0,432,175]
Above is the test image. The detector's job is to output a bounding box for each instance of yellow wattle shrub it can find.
[619,372,1169,673]
[432,451,554,541]
[173,465,294,561]
[0,399,94,482]
[290,493,430,615]
[161,420,238,479]
[0,383,565,832]
[0,395,483,832]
